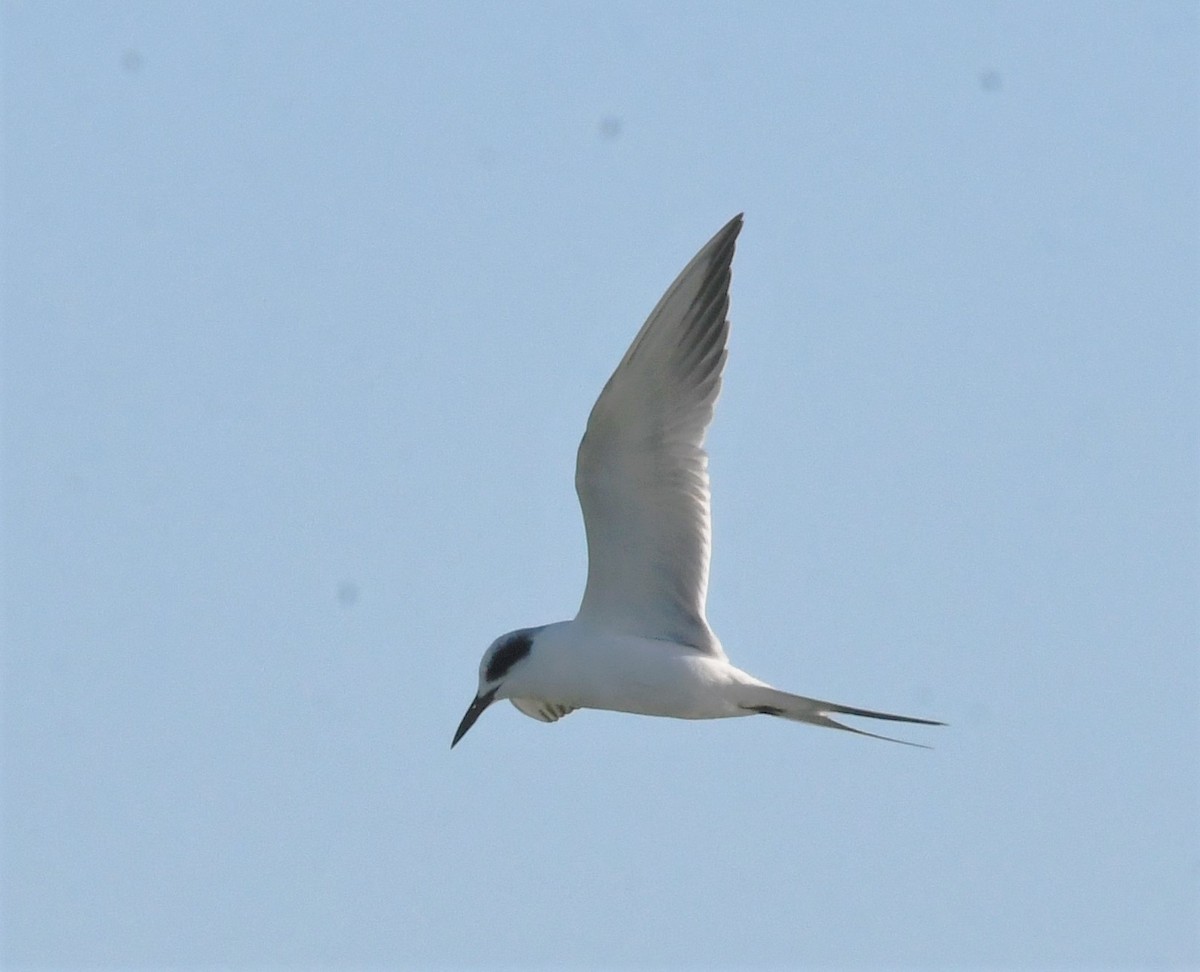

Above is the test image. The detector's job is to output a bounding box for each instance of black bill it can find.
[451,686,498,748]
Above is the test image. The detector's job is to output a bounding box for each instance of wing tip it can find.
[714,213,744,248]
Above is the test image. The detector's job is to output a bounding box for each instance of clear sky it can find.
[3,2,1197,968]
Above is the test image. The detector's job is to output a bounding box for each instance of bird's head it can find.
[451,628,538,748]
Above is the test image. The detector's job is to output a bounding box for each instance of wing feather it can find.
[574,215,742,655]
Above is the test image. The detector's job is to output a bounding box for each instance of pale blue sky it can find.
[3,2,1197,968]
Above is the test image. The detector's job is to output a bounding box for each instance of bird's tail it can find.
[738,685,945,748]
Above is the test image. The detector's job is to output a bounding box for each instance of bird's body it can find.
[453,215,942,748]
[500,623,749,722]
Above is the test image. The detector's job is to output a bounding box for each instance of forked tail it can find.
[740,685,945,748]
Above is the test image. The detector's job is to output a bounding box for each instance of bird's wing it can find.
[574,215,742,656]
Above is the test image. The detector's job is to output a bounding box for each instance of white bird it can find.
[453,215,942,748]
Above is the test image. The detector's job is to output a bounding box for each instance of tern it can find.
[453,215,942,748]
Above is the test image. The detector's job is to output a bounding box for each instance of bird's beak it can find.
[451,687,498,748]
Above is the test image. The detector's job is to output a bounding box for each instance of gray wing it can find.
[574,215,742,656]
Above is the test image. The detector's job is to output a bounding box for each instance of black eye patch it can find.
[485,631,533,682]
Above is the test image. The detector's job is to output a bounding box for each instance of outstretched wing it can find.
[574,215,742,656]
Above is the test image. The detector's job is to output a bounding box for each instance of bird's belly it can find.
[534,634,744,720]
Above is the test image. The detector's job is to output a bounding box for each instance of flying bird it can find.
[453,215,942,748]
